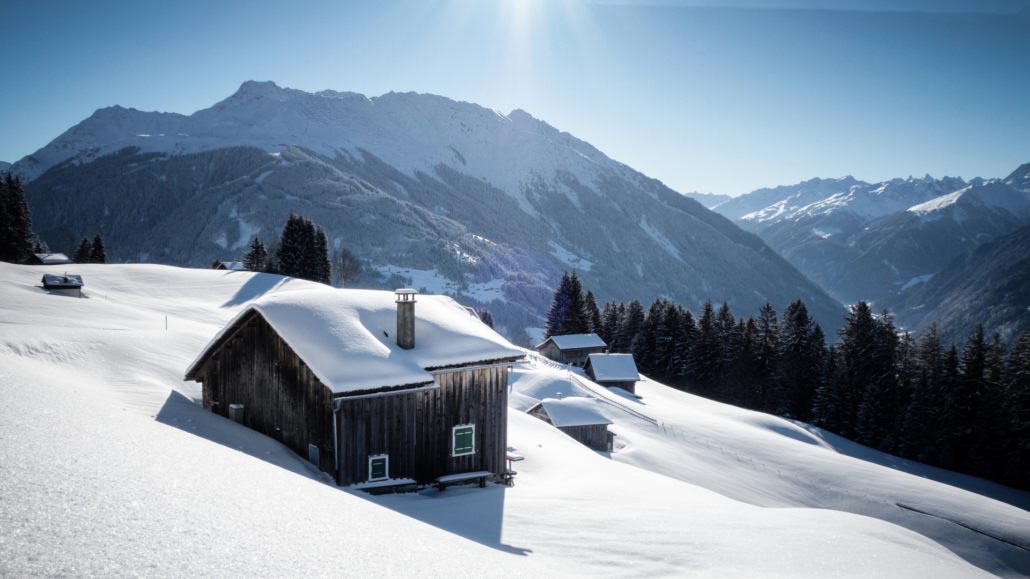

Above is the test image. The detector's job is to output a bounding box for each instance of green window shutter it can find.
[453,425,475,455]
[369,455,388,480]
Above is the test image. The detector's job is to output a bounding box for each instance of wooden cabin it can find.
[184,288,524,490]
[41,273,83,297]
[535,333,607,367]
[528,397,613,451]
[212,260,247,271]
[30,253,72,265]
[584,353,640,394]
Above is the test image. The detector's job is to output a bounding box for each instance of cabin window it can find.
[308,444,319,466]
[368,454,389,481]
[452,424,475,457]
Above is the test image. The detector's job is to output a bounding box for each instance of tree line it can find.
[241,212,361,286]
[1,172,106,264]
[545,271,1029,489]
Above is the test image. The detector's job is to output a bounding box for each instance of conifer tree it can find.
[618,300,645,355]
[689,301,722,395]
[277,213,308,279]
[778,300,823,420]
[544,272,574,338]
[600,301,619,345]
[753,303,780,411]
[73,237,92,264]
[89,233,107,263]
[565,272,589,334]
[242,236,267,272]
[0,174,34,263]
[584,291,603,336]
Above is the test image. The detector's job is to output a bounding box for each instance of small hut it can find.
[584,353,640,394]
[212,260,247,271]
[30,253,72,265]
[535,333,607,367]
[41,274,84,297]
[528,397,613,451]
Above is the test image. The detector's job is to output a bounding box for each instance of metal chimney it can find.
[395,289,417,349]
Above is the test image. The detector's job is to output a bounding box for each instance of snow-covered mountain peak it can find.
[1005,162,1030,192]
[907,179,1030,216]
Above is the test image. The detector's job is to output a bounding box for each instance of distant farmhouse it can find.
[528,397,613,451]
[536,333,607,367]
[30,253,72,265]
[584,353,640,394]
[185,288,523,490]
[41,274,83,298]
[212,260,247,271]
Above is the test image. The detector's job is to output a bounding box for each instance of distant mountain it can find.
[682,191,732,209]
[16,81,844,342]
[1005,162,1030,193]
[0,161,10,172]
[714,170,1029,307]
[885,224,1030,345]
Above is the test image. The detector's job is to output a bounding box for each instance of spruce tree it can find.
[565,272,589,334]
[689,301,722,395]
[584,291,603,336]
[544,273,573,338]
[1002,332,1030,487]
[0,174,34,263]
[73,237,92,264]
[619,300,645,355]
[277,214,308,279]
[89,233,107,263]
[600,301,619,345]
[753,303,780,411]
[242,236,267,272]
[855,309,899,446]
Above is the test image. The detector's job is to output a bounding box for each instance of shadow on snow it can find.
[155,389,531,557]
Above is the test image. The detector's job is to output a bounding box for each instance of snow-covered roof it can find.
[34,253,71,265]
[214,261,248,271]
[530,397,612,427]
[536,333,607,351]
[41,273,83,288]
[586,353,640,382]
[185,287,523,395]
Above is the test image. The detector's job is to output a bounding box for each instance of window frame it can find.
[368,454,389,482]
[451,424,476,457]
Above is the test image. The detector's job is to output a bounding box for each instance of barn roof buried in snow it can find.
[530,397,612,427]
[33,253,72,265]
[586,353,640,382]
[536,333,607,351]
[41,274,83,289]
[185,287,523,395]
[213,261,248,271]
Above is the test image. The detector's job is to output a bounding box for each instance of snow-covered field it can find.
[1,263,1027,576]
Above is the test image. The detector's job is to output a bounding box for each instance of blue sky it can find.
[2,0,1028,196]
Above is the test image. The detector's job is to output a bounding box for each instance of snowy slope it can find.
[511,359,1030,576]
[1,263,1024,576]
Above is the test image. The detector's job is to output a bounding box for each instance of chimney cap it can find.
[395,288,417,302]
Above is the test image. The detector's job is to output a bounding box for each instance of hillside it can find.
[1,263,1027,576]
[884,224,1030,345]
[13,81,843,341]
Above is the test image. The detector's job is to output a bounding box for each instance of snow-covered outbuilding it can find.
[30,253,72,265]
[528,397,613,451]
[535,333,607,367]
[40,273,83,297]
[211,260,247,271]
[184,287,524,489]
[584,353,640,394]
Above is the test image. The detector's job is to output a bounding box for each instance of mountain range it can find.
[714,163,1030,343]
[12,81,843,343]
